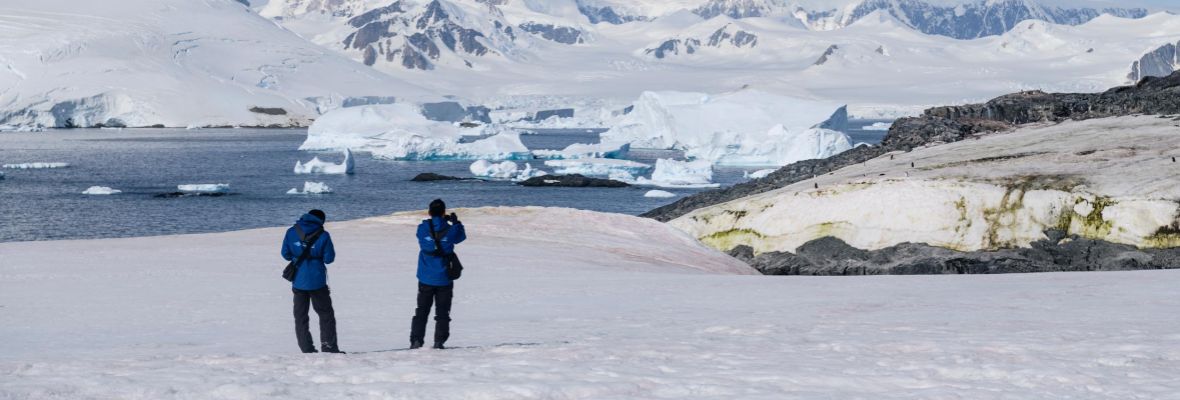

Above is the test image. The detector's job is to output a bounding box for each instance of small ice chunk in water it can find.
[644,190,676,198]
[294,149,354,175]
[3,162,70,169]
[177,184,229,193]
[744,169,776,179]
[635,159,719,188]
[82,186,122,195]
[286,182,333,195]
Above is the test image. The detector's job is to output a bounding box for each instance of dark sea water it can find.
[0,123,888,242]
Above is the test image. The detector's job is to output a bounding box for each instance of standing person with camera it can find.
[410,199,466,349]
[281,209,343,354]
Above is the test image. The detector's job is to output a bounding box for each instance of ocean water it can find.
[0,124,888,242]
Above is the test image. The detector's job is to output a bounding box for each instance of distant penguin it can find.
[814,182,818,189]
[890,155,894,160]
[910,162,915,168]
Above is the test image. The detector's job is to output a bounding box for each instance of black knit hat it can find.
[308,209,326,222]
[428,199,446,217]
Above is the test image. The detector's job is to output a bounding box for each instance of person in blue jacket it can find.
[410,199,466,349]
[281,209,342,353]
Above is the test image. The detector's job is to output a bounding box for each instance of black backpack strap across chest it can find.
[426,219,450,257]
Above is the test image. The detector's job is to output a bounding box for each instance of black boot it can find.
[410,340,424,349]
[432,342,446,350]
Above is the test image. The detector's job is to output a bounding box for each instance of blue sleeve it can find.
[321,232,336,265]
[281,229,294,261]
[418,223,434,252]
[449,222,466,245]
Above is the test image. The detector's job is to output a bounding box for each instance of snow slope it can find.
[3,207,1180,398]
[0,0,435,129]
[671,116,1180,254]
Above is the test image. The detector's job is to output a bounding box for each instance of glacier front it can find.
[301,105,530,161]
[601,90,853,166]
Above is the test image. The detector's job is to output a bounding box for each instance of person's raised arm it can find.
[449,220,466,245]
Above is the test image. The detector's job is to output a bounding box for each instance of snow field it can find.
[2,207,1179,398]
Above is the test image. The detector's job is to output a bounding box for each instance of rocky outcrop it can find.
[645,24,757,59]
[643,71,1180,222]
[411,173,471,181]
[518,22,584,44]
[518,174,629,188]
[731,231,1180,276]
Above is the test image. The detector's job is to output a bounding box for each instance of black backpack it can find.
[426,219,463,280]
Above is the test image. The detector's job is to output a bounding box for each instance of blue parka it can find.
[417,216,466,286]
[281,213,336,290]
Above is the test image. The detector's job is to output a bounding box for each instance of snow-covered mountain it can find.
[1129,41,1179,82]
[716,0,1151,39]
[0,0,438,129]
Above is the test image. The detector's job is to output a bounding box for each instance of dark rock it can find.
[578,4,646,24]
[813,44,839,66]
[411,173,472,182]
[517,174,629,188]
[645,38,700,59]
[248,106,287,115]
[746,234,1180,276]
[518,22,584,44]
[643,70,1180,222]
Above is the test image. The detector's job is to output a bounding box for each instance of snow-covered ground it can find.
[0,0,434,129]
[672,116,1180,254]
[3,207,1180,398]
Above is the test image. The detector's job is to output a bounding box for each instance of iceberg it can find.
[470,160,548,181]
[177,184,229,194]
[644,190,676,198]
[82,186,122,195]
[635,159,720,188]
[744,169,776,179]
[302,104,529,161]
[3,162,70,169]
[532,142,630,160]
[601,90,853,166]
[862,122,893,131]
[543,158,651,177]
[286,182,333,195]
[294,149,354,175]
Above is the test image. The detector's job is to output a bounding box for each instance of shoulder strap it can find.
[426,219,449,255]
[293,225,323,263]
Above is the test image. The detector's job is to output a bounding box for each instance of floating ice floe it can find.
[543,158,651,177]
[635,159,720,188]
[302,104,530,161]
[286,182,333,195]
[3,162,70,169]
[744,169,776,179]
[294,149,354,175]
[469,160,548,181]
[177,184,229,193]
[532,142,630,160]
[602,90,853,166]
[82,186,122,195]
[644,190,676,198]
[862,122,893,131]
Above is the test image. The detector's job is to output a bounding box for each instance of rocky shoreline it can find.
[650,72,1180,275]
[643,72,1180,223]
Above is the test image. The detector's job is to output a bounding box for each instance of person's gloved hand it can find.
[447,212,461,224]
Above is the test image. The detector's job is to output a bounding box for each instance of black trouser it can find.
[410,283,453,345]
[293,286,338,353]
